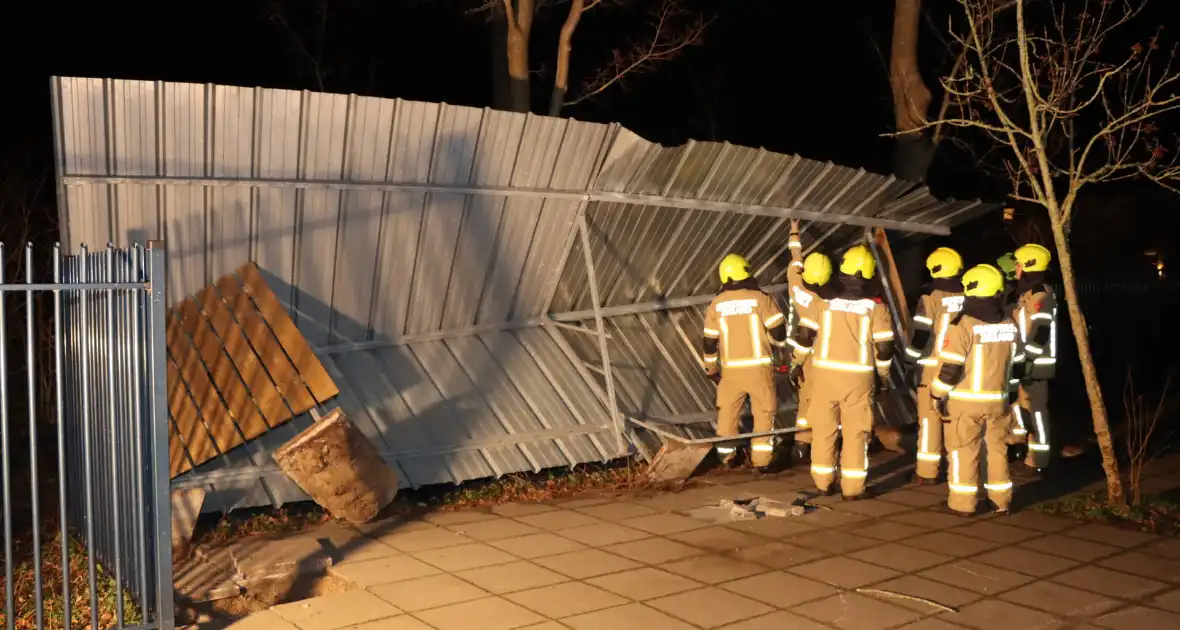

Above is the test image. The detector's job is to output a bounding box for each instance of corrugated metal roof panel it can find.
[54,77,993,511]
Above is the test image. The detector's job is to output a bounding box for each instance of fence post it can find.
[146,241,175,629]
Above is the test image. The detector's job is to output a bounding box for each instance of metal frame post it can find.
[576,214,626,455]
[146,241,175,629]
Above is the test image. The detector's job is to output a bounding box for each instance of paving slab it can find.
[951,521,1037,544]
[794,592,922,630]
[506,581,629,618]
[175,549,242,603]
[411,542,519,572]
[376,527,475,553]
[1061,523,1160,548]
[533,548,642,579]
[994,511,1077,532]
[445,517,543,541]
[367,573,490,612]
[230,534,336,584]
[414,595,546,630]
[1098,550,1180,583]
[586,567,704,600]
[647,586,773,628]
[785,530,879,554]
[902,531,1000,557]
[876,489,949,507]
[889,510,972,530]
[328,554,442,587]
[658,554,769,584]
[420,510,500,527]
[573,502,660,521]
[727,541,830,569]
[724,516,817,539]
[1150,587,1180,613]
[223,609,300,629]
[1091,605,1180,630]
[850,542,956,572]
[604,537,706,564]
[719,570,836,608]
[1016,534,1121,562]
[555,522,651,546]
[919,560,1034,595]
[790,556,900,589]
[455,560,570,594]
[561,602,697,630]
[490,503,559,517]
[849,520,930,541]
[717,610,831,630]
[668,526,769,553]
[999,580,1120,617]
[973,546,1081,577]
[941,599,1066,630]
[489,532,590,559]
[617,513,711,535]
[1136,536,1180,561]
[342,615,434,629]
[271,589,402,630]
[1051,565,1170,599]
[515,510,605,531]
[894,620,972,630]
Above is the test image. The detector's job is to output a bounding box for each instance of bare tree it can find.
[919,0,1180,504]
[476,0,709,115]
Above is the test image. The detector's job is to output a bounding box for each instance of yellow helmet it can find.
[718,253,752,284]
[962,264,1005,297]
[926,247,963,278]
[1014,243,1052,272]
[802,252,833,286]
[839,245,876,279]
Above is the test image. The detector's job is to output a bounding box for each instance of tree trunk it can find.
[549,0,585,116]
[890,0,935,180]
[504,0,534,113]
[490,11,512,111]
[1048,217,1126,506]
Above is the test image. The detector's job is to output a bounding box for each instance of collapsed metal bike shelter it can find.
[51,76,990,512]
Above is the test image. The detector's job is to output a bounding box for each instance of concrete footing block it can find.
[273,408,399,524]
[646,440,713,484]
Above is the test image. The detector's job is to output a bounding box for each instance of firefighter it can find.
[784,220,837,464]
[702,253,790,469]
[929,264,1025,515]
[791,245,894,499]
[902,247,965,485]
[1010,243,1058,471]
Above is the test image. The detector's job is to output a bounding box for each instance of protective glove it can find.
[934,396,949,418]
[708,372,721,384]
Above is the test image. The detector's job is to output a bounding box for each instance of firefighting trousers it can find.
[716,366,777,466]
[945,402,1013,514]
[794,362,814,445]
[915,369,944,480]
[807,374,874,496]
[1010,380,1051,469]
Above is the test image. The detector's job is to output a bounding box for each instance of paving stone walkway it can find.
[197,466,1180,630]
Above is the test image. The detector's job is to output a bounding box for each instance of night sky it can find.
[2,0,1177,277]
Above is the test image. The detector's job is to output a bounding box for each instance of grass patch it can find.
[1033,491,1180,535]
[0,528,140,630]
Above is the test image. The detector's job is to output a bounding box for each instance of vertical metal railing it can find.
[1,241,172,630]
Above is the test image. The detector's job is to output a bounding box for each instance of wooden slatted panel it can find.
[166,264,339,477]
[237,263,339,403]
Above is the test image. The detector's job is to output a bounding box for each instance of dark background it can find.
[2,0,1178,441]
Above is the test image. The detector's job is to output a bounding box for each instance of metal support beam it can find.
[577,214,626,455]
[62,173,953,235]
[314,282,790,356]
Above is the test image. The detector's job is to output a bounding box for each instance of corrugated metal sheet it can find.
[52,77,989,511]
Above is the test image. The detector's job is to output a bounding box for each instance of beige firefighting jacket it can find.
[703,289,787,372]
[932,313,1025,407]
[797,296,894,380]
[1012,285,1058,380]
[905,287,966,373]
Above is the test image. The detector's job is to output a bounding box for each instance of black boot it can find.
[792,441,812,466]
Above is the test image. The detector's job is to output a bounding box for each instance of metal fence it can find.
[1,242,173,630]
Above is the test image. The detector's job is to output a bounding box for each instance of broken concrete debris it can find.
[684,496,807,523]
[272,408,399,524]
